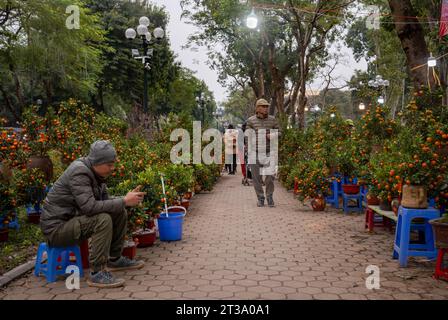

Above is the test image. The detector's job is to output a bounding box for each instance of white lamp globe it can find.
[139,16,150,27]
[378,96,385,105]
[428,55,437,68]
[137,24,148,36]
[145,32,152,41]
[359,103,366,111]
[154,27,165,39]
[246,9,258,29]
[125,28,136,39]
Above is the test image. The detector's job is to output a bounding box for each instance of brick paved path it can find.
[1,173,448,300]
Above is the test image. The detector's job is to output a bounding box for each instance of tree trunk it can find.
[388,0,437,89]
[9,63,25,114]
[297,82,307,130]
[258,63,265,98]
[0,86,20,122]
[43,79,53,105]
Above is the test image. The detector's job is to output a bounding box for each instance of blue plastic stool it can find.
[393,206,440,267]
[325,180,340,209]
[361,186,368,205]
[342,193,363,214]
[34,243,84,283]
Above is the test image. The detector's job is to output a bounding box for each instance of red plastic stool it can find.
[80,240,90,269]
[365,208,388,232]
[434,249,448,281]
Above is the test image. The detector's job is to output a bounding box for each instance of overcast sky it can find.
[151,0,367,104]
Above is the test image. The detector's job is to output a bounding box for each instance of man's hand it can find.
[124,186,146,207]
[132,185,143,193]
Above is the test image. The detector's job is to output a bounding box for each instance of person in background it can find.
[224,124,238,175]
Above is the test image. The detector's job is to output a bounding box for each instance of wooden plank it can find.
[368,205,398,222]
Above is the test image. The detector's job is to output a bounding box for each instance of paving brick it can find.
[182,291,209,299]
[52,293,81,300]
[208,291,235,299]
[156,291,183,299]
[27,293,55,300]
[259,280,282,288]
[131,291,158,299]
[105,291,132,299]
[247,286,272,293]
[78,293,106,300]
[259,292,286,299]
[312,293,340,300]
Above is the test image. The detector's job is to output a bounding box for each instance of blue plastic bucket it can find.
[157,207,186,241]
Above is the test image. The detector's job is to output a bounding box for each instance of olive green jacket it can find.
[40,157,125,236]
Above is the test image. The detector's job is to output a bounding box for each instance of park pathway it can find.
[1,172,448,300]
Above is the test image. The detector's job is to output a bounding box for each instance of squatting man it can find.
[41,140,147,288]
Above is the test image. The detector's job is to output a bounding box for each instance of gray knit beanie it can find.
[87,140,117,165]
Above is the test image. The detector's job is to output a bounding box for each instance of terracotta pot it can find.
[311,196,326,212]
[133,229,156,248]
[401,185,428,209]
[342,184,360,195]
[147,219,155,230]
[181,200,190,210]
[183,192,193,200]
[379,199,392,211]
[430,218,448,249]
[27,213,41,224]
[0,228,8,242]
[122,241,138,260]
[367,194,380,206]
[27,155,54,183]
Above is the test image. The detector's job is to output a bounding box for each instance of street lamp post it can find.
[125,17,165,114]
[310,105,321,123]
[196,92,209,124]
[213,107,224,130]
[368,75,390,105]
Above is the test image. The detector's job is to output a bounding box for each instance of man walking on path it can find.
[246,99,281,208]
[41,140,146,288]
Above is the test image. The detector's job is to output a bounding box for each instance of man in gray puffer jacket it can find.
[41,140,146,288]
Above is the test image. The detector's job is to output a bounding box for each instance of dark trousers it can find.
[226,154,237,174]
